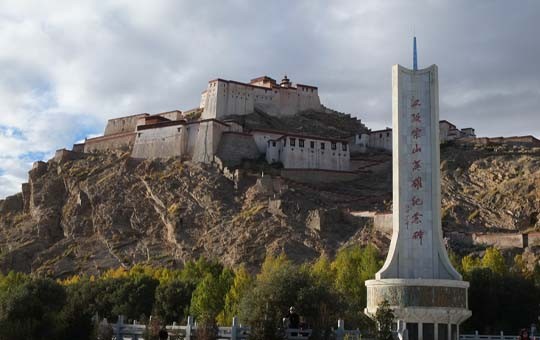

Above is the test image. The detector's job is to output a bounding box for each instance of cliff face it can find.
[0,150,390,277]
[1,142,540,278]
[440,143,540,233]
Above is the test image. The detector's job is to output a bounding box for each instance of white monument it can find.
[365,38,471,340]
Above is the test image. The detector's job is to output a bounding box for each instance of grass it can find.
[467,209,480,222]
[232,204,265,224]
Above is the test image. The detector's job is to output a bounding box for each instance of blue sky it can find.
[1,0,539,198]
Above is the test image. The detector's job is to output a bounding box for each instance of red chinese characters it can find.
[411,98,421,108]
[411,212,423,224]
[411,196,423,206]
[412,144,422,154]
[412,230,425,245]
[412,176,422,190]
[412,127,422,139]
[411,112,421,123]
[412,159,422,171]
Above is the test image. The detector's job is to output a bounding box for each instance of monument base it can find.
[365,279,471,340]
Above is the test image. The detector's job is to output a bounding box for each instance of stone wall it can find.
[53,149,84,163]
[104,113,149,136]
[458,135,540,147]
[192,120,229,163]
[215,132,260,167]
[131,124,187,159]
[472,233,525,248]
[280,169,357,183]
[84,132,136,153]
[374,212,393,235]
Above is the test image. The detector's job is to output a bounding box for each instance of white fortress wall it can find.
[104,113,149,136]
[224,82,255,118]
[266,139,281,164]
[185,123,200,158]
[192,120,230,163]
[279,136,350,171]
[297,85,321,111]
[131,123,187,159]
[369,129,392,151]
[201,76,322,119]
[251,130,285,154]
[200,91,207,109]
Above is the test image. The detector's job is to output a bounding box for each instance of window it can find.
[387,132,390,137]
[331,142,337,150]
[310,141,315,148]
[299,139,305,147]
[290,138,296,147]
[380,133,383,138]
[342,143,348,151]
[283,138,286,146]
[320,142,325,149]
[272,141,276,147]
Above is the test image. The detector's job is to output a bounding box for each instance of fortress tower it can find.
[365,39,471,340]
[200,75,322,119]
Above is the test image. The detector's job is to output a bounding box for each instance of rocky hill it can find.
[1,139,540,278]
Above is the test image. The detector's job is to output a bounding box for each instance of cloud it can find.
[0,0,539,198]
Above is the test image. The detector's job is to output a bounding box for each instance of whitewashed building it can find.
[266,133,350,171]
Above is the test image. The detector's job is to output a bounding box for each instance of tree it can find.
[217,266,253,325]
[239,254,343,340]
[481,247,507,275]
[461,254,481,274]
[331,245,381,329]
[154,278,193,324]
[0,277,67,340]
[110,275,160,320]
[190,268,234,323]
[374,300,395,340]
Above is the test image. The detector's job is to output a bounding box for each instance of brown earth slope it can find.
[1,142,540,278]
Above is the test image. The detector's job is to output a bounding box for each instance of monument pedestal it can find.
[365,279,471,340]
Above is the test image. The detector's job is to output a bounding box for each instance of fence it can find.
[460,331,517,340]
[107,315,361,340]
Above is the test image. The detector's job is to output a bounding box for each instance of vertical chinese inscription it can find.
[404,74,430,246]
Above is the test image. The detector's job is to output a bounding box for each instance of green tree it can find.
[60,278,98,340]
[110,275,160,320]
[190,268,234,323]
[239,254,342,340]
[217,266,253,325]
[331,245,381,329]
[481,247,507,275]
[154,278,193,324]
[374,300,395,340]
[461,254,481,274]
[0,277,67,340]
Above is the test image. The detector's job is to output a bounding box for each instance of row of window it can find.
[283,138,348,151]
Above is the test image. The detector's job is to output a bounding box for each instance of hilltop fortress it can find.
[64,74,491,179]
[76,75,352,174]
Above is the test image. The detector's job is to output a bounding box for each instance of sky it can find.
[0,0,539,198]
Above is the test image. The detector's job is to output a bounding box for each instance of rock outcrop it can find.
[1,141,540,277]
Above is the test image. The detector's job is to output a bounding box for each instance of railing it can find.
[460,331,518,340]
[106,315,362,340]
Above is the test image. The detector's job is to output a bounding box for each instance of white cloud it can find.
[0,0,539,198]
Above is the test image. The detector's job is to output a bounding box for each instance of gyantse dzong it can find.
[68,74,478,174]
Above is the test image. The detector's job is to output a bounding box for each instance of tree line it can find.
[0,245,539,339]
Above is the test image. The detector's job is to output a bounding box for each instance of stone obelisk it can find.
[365,38,471,340]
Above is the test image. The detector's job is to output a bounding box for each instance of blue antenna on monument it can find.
[413,36,418,70]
